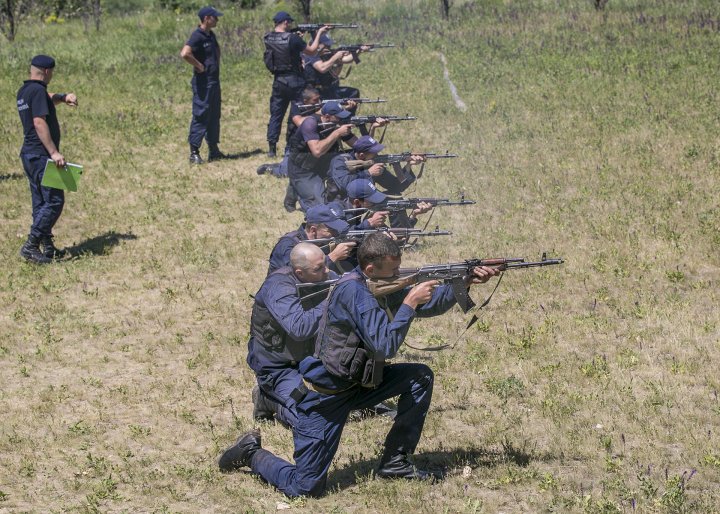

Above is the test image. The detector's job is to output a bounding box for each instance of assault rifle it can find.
[297,97,387,116]
[292,23,360,32]
[296,254,564,308]
[346,152,457,172]
[318,115,417,135]
[305,226,451,248]
[346,151,458,181]
[381,196,476,212]
[372,254,564,312]
[322,43,395,63]
[343,207,370,222]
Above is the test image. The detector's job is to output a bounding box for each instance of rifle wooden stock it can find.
[346,159,374,172]
[367,273,419,297]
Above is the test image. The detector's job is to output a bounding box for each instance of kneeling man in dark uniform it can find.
[248,243,336,428]
[219,234,500,497]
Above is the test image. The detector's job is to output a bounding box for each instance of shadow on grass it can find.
[213,149,265,160]
[328,442,546,492]
[0,173,23,182]
[66,231,137,256]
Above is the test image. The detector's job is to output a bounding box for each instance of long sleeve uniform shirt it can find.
[300,268,458,389]
[247,268,338,373]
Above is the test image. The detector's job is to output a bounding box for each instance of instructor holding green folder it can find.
[16,55,78,264]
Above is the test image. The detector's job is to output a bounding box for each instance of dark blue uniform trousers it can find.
[188,74,221,149]
[21,153,64,239]
[288,163,326,213]
[256,367,303,428]
[250,363,434,498]
[267,74,305,145]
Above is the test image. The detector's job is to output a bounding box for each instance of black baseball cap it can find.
[198,6,222,19]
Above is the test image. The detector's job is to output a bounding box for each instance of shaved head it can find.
[290,243,325,272]
[291,243,328,283]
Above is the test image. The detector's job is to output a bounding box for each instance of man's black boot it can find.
[252,385,276,422]
[189,146,204,165]
[218,429,261,472]
[267,142,277,158]
[41,235,67,260]
[256,164,269,175]
[20,235,52,264]
[283,185,297,213]
[208,145,226,162]
[377,451,439,481]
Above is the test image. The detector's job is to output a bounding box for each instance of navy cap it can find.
[352,135,384,154]
[198,6,222,19]
[347,179,387,204]
[31,55,55,69]
[319,34,334,46]
[321,101,351,119]
[273,11,294,24]
[305,204,349,234]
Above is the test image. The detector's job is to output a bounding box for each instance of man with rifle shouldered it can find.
[263,11,329,158]
[218,233,500,496]
[345,179,435,230]
[303,33,358,102]
[287,100,357,211]
[327,135,426,203]
[267,204,354,276]
[248,243,334,427]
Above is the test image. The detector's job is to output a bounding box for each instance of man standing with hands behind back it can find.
[16,54,77,264]
[181,6,224,165]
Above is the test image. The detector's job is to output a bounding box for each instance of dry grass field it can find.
[1,0,719,512]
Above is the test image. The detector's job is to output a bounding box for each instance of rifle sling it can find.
[405,271,506,352]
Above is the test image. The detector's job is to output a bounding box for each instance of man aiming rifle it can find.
[218,234,501,495]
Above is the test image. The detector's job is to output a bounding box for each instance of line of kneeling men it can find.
[217,224,501,498]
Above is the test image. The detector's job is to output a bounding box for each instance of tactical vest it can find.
[263,32,301,75]
[304,60,338,92]
[315,272,385,387]
[288,115,341,174]
[250,267,321,365]
[326,153,352,202]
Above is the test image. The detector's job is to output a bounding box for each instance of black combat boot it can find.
[377,450,440,481]
[283,184,298,213]
[20,235,52,264]
[41,235,67,260]
[267,142,277,158]
[218,429,261,472]
[189,145,204,165]
[252,385,276,422]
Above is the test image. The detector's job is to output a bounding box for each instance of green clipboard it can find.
[41,160,84,192]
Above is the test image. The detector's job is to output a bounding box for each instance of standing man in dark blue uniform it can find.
[181,6,224,165]
[264,11,329,158]
[16,55,78,264]
[218,234,500,496]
